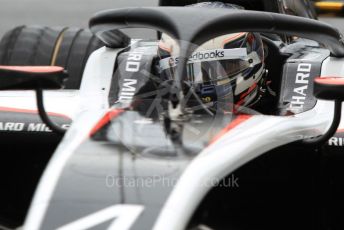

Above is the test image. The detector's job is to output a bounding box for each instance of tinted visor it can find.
[159,48,249,85]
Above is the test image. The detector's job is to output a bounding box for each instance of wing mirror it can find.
[314,77,344,101]
[303,77,344,145]
[0,66,66,90]
[0,66,68,134]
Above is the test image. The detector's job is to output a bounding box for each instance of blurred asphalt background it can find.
[0,0,158,39]
[0,0,343,39]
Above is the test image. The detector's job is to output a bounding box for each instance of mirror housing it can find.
[0,65,68,134]
[303,76,344,145]
[314,77,344,101]
[0,66,67,90]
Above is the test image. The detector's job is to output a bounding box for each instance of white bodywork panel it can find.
[24,48,344,230]
[0,90,79,119]
[23,46,121,230]
[0,46,117,120]
[153,55,344,230]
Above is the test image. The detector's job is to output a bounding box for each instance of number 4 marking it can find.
[57,205,144,230]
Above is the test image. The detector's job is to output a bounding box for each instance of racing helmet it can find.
[158,2,266,111]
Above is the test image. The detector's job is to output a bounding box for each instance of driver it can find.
[157,2,267,113]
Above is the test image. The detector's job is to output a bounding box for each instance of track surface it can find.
[0,0,158,39]
[0,0,343,38]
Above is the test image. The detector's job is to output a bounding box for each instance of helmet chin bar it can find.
[303,77,344,146]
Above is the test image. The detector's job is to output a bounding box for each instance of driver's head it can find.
[158,2,266,111]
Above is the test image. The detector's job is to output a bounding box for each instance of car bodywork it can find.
[1,1,344,230]
[18,5,344,230]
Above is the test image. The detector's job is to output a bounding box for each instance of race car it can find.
[313,0,344,13]
[1,1,344,230]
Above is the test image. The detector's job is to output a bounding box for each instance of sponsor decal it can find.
[118,79,138,102]
[118,49,144,102]
[190,49,225,60]
[279,58,323,115]
[289,63,312,111]
[159,48,247,70]
[110,45,156,106]
[0,122,25,131]
[0,122,69,132]
[125,48,145,72]
[328,136,344,147]
[28,123,52,132]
